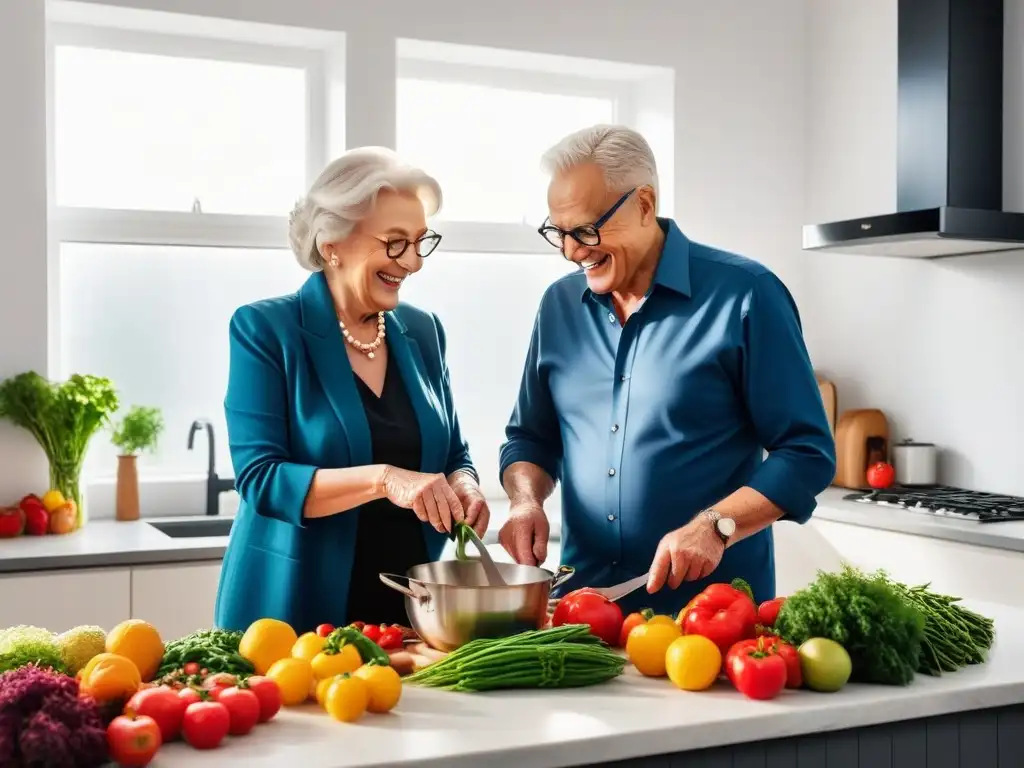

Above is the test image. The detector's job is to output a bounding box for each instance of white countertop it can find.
[2,487,1023,574]
[148,599,1021,767]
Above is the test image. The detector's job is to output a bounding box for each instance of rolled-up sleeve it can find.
[432,313,479,482]
[741,273,836,523]
[224,305,317,528]
[498,310,563,485]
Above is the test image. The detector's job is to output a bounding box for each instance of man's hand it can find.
[498,501,550,567]
[646,517,725,593]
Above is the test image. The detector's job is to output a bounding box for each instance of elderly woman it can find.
[214,147,490,634]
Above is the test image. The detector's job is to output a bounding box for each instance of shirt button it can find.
[611,560,618,566]
[608,468,616,476]
[607,514,616,521]
[608,312,615,323]
[620,375,627,382]
[611,424,619,433]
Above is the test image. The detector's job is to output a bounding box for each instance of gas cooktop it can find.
[843,485,1024,524]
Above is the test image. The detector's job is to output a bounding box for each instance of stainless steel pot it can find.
[892,438,938,486]
[380,562,575,652]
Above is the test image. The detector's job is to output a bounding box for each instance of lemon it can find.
[266,657,314,706]
[41,489,66,512]
[239,618,298,676]
[291,631,326,662]
[665,635,722,692]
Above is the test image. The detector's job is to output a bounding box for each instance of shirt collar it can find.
[580,217,692,303]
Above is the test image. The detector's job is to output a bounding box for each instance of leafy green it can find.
[0,625,68,675]
[774,564,925,686]
[0,372,119,518]
[110,405,164,456]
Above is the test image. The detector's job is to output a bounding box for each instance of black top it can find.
[345,360,428,627]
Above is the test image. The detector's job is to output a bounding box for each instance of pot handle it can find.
[378,573,432,604]
[550,564,575,590]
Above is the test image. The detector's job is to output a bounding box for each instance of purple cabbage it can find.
[0,664,107,767]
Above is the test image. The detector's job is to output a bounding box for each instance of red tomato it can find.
[178,687,203,706]
[316,623,335,637]
[378,626,404,650]
[182,701,230,750]
[106,715,162,767]
[206,685,230,700]
[618,609,654,647]
[362,624,383,643]
[757,597,786,627]
[773,641,803,689]
[729,643,788,700]
[125,686,186,743]
[182,662,201,676]
[242,676,282,723]
[866,461,895,489]
[551,589,624,646]
[682,594,757,654]
[217,687,261,736]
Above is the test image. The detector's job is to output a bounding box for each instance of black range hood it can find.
[803,0,1024,259]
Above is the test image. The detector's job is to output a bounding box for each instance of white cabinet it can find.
[0,568,131,633]
[130,562,222,641]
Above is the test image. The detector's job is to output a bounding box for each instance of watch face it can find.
[717,518,737,537]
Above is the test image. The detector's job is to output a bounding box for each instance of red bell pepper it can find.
[727,638,788,700]
[725,636,802,689]
[680,582,757,654]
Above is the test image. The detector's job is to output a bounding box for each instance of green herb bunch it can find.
[111,405,164,456]
[0,372,119,515]
[774,564,925,686]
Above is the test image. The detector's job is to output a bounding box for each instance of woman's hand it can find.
[448,471,490,538]
[380,466,464,533]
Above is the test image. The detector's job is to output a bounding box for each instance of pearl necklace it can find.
[339,312,386,359]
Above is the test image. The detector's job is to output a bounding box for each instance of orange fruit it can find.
[106,619,164,681]
[240,618,298,676]
[79,652,142,702]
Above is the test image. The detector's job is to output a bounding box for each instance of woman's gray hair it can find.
[540,124,659,203]
[288,147,443,271]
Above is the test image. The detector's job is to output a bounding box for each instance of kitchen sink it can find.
[148,517,234,538]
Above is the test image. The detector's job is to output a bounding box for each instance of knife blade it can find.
[591,572,650,602]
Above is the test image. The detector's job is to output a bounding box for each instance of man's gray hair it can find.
[540,124,659,201]
[288,147,442,271]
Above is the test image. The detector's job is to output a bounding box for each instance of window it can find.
[54,46,308,216]
[397,78,616,225]
[398,252,577,498]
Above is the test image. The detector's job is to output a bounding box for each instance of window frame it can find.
[46,22,331,250]
[395,55,642,256]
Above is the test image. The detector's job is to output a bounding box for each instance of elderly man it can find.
[497,125,835,615]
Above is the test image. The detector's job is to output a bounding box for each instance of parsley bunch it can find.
[774,564,925,686]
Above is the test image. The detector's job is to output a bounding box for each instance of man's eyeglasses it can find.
[537,188,637,254]
[376,230,442,259]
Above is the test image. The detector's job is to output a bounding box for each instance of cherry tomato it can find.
[362,624,382,643]
[106,715,161,767]
[866,461,895,489]
[378,626,403,650]
[316,623,335,638]
[217,687,261,736]
[757,597,786,627]
[181,701,230,750]
[182,662,200,676]
[243,675,283,723]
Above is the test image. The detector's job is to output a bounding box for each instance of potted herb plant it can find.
[110,405,164,522]
[0,372,119,530]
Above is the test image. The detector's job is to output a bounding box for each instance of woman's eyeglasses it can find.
[376,230,442,259]
[537,188,636,254]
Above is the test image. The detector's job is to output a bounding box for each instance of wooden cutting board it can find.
[817,375,837,436]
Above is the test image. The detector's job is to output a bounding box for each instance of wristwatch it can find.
[701,508,736,545]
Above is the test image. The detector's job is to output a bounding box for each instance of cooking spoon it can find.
[453,522,507,586]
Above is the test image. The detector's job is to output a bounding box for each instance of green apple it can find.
[798,637,852,692]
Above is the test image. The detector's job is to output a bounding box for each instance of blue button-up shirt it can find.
[499,219,836,615]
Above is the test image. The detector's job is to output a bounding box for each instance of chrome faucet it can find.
[187,419,235,517]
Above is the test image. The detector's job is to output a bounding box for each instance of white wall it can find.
[0,0,810,512]
[804,0,1024,496]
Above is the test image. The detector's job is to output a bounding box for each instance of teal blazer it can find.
[213,272,477,634]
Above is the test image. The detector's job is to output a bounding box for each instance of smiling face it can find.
[547,163,659,296]
[321,189,429,315]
